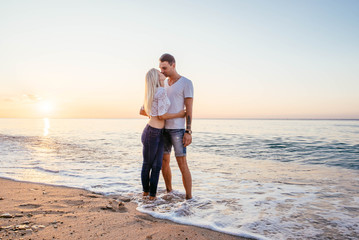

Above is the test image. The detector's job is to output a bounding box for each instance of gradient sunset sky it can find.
[1,0,358,119]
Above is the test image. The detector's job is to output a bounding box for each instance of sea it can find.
[0,118,358,240]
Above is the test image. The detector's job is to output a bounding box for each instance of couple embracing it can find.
[140,53,193,200]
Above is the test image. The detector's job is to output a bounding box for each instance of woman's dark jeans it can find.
[141,124,164,197]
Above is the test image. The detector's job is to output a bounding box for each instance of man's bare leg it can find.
[175,156,192,199]
[161,153,172,192]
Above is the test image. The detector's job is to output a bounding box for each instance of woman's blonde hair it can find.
[144,68,160,116]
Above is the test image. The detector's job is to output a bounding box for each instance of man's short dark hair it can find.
[159,53,175,65]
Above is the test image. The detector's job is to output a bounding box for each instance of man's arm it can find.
[183,97,193,147]
[139,107,149,117]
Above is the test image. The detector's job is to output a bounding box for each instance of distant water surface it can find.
[1,119,358,240]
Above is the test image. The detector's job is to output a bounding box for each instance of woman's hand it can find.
[158,109,186,120]
[178,109,186,118]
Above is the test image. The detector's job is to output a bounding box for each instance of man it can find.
[158,53,193,199]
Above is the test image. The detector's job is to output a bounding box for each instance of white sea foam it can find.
[135,190,270,240]
[132,152,359,239]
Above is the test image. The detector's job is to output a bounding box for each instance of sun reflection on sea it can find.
[43,118,50,136]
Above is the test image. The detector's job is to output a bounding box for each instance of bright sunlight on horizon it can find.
[1,0,359,119]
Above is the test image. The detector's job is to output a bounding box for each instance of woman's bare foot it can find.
[143,192,149,199]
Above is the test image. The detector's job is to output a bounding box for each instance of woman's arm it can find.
[158,110,185,120]
[156,87,185,120]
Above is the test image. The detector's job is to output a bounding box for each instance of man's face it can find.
[159,61,174,77]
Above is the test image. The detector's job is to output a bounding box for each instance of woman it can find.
[140,68,185,200]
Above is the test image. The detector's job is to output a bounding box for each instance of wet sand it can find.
[0,177,249,240]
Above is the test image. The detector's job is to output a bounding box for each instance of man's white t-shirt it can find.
[164,76,194,129]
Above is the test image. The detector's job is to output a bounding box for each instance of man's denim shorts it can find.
[163,129,186,157]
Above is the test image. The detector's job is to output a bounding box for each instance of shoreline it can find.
[0,177,251,240]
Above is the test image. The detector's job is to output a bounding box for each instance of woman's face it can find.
[158,71,166,87]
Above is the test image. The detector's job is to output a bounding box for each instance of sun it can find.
[38,101,54,115]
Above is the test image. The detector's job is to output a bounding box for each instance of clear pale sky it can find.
[1,0,358,119]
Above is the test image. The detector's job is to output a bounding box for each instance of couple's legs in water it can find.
[162,153,192,199]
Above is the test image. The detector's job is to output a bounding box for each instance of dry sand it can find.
[0,178,250,240]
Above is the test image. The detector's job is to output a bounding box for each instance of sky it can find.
[1,0,358,119]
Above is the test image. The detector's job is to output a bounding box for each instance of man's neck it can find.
[168,73,181,85]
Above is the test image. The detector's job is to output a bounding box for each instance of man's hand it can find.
[183,133,192,147]
[139,107,149,118]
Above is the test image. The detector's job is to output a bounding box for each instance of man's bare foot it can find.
[143,192,149,199]
[149,196,157,201]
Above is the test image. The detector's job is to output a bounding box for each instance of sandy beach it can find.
[0,177,248,240]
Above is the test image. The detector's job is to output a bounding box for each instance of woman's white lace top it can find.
[151,87,170,116]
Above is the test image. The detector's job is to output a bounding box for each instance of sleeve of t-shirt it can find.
[184,79,194,98]
[157,88,171,116]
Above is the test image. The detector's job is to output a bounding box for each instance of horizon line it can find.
[1,117,359,121]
